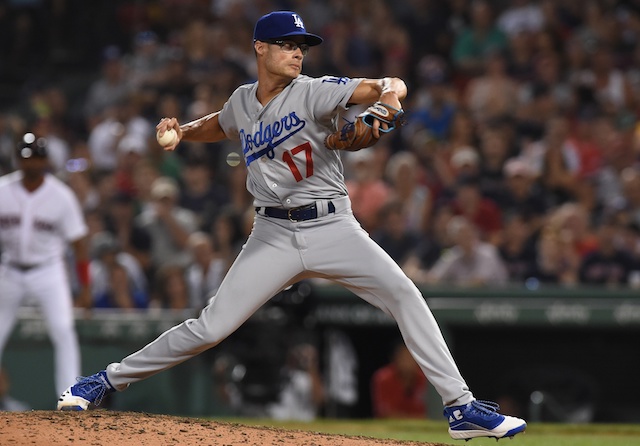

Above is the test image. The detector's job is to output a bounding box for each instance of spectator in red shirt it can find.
[450,175,503,245]
[371,342,427,419]
[567,110,603,180]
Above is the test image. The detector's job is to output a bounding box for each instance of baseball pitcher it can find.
[57,11,526,440]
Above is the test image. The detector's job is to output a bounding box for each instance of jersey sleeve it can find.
[305,76,363,121]
[60,186,88,242]
[217,93,239,140]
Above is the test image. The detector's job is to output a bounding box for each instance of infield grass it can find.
[226,418,640,446]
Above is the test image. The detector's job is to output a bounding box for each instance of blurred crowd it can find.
[2,0,640,313]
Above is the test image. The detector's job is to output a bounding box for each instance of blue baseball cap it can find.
[253,11,323,46]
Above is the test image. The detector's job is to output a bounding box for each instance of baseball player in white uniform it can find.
[58,11,526,440]
[0,133,91,398]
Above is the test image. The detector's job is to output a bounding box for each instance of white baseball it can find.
[226,152,241,167]
[156,128,178,147]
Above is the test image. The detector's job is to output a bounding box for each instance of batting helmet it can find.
[17,133,48,159]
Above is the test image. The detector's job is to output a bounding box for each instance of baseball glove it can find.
[324,102,406,152]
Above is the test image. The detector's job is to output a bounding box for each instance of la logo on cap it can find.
[293,13,304,28]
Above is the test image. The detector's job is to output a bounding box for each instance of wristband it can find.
[76,260,90,286]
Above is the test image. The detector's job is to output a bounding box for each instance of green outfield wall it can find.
[4,284,639,421]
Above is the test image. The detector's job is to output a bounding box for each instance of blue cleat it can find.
[57,370,115,411]
[444,400,526,441]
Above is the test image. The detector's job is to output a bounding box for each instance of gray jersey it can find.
[218,75,362,208]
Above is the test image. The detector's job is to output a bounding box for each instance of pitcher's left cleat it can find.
[57,370,115,411]
[444,400,526,441]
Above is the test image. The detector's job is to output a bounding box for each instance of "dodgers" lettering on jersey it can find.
[240,112,306,166]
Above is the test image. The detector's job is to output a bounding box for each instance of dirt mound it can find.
[0,410,450,446]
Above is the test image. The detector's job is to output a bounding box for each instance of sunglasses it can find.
[265,39,310,56]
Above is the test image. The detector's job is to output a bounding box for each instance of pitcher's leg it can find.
[342,274,473,406]
[107,228,303,390]
[305,215,473,406]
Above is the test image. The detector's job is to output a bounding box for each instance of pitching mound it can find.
[0,410,451,446]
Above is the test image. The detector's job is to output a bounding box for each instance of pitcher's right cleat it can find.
[57,370,115,411]
[444,400,526,441]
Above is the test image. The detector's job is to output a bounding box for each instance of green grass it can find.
[219,418,640,446]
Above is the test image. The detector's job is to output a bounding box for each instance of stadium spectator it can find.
[372,200,420,266]
[449,175,503,245]
[451,0,508,77]
[385,151,433,233]
[403,204,454,284]
[89,231,148,310]
[410,55,457,141]
[179,156,230,231]
[84,46,132,126]
[504,27,537,84]
[593,117,636,213]
[431,110,479,190]
[498,212,539,283]
[267,343,325,421]
[620,167,640,228]
[530,53,573,112]
[152,263,190,311]
[345,149,391,233]
[476,121,513,204]
[371,342,427,419]
[499,158,548,232]
[65,168,100,213]
[375,13,412,80]
[406,129,448,205]
[124,30,173,92]
[185,232,226,310]
[515,82,559,144]
[446,110,477,154]
[180,20,219,87]
[135,176,198,270]
[539,114,594,209]
[554,202,600,259]
[101,191,153,281]
[465,50,519,125]
[322,17,376,79]
[113,133,148,197]
[87,95,152,173]
[567,110,605,184]
[533,203,598,285]
[131,159,162,210]
[583,43,636,115]
[578,215,636,286]
[448,145,481,187]
[425,215,508,286]
[497,0,545,38]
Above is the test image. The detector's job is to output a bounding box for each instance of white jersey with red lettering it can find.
[0,171,86,396]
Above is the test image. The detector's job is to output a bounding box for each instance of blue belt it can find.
[257,201,335,222]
